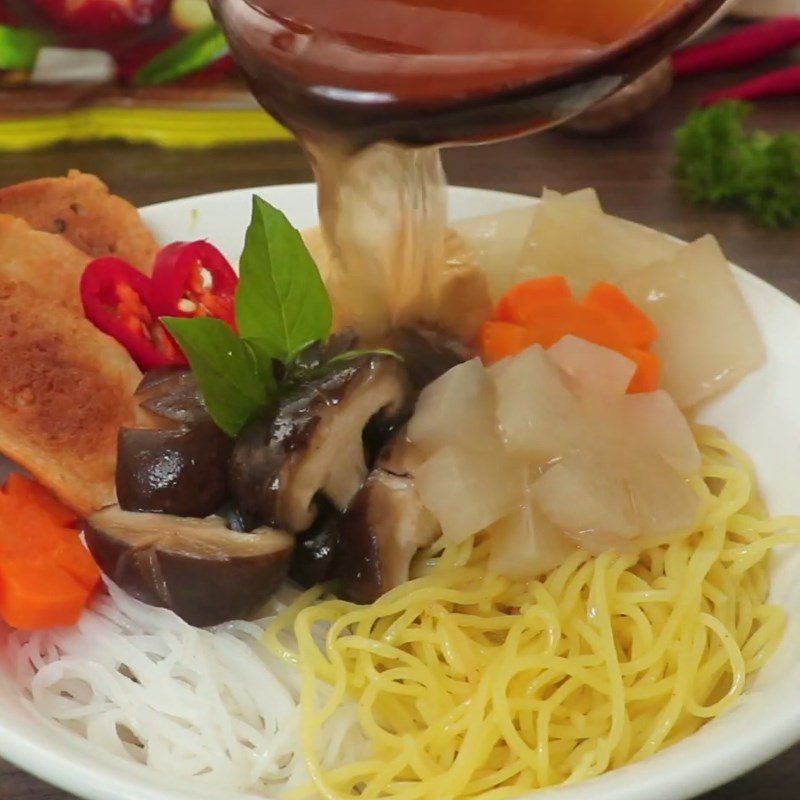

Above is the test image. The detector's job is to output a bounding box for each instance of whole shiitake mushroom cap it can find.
[84,505,293,627]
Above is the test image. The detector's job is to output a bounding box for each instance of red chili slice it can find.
[150,241,238,328]
[80,257,186,371]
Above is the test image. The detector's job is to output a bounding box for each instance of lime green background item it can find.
[0,25,49,71]
[0,107,291,150]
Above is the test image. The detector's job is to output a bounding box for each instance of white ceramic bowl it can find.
[1,184,799,800]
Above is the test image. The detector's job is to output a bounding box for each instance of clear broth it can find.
[210,0,725,338]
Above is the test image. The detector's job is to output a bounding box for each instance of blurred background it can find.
[0,2,797,277]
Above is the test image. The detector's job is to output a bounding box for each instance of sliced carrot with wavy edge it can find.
[479,276,661,394]
[2,474,77,528]
[495,275,572,326]
[54,534,102,592]
[625,349,661,393]
[0,540,95,627]
[528,304,630,351]
[0,562,90,630]
[584,282,658,349]
[478,321,536,363]
[0,478,99,630]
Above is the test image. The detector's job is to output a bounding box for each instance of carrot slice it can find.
[0,497,66,547]
[584,282,658,349]
[53,534,101,592]
[0,560,89,630]
[480,277,662,393]
[494,302,630,353]
[478,321,537,363]
[495,275,572,326]
[0,476,98,629]
[626,348,662,393]
[0,497,62,554]
[2,474,77,528]
[547,305,630,352]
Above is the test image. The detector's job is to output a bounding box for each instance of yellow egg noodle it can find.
[266,427,800,800]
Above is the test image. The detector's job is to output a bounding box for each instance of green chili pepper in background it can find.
[0,26,50,72]
[134,24,228,87]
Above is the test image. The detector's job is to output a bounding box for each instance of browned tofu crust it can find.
[0,215,89,313]
[0,170,158,273]
[0,278,141,515]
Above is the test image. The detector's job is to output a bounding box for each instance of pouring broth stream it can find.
[211,0,726,336]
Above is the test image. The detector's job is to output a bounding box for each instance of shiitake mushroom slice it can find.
[289,500,341,589]
[84,505,293,627]
[334,433,438,604]
[387,324,473,390]
[134,367,208,427]
[118,369,232,518]
[230,354,412,532]
[117,421,232,518]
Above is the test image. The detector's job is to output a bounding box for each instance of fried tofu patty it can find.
[0,170,158,273]
[0,278,141,514]
[0,215,89,313]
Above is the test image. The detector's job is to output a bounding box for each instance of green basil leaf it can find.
[162,317,269,437]
[134,24,228,87]
[0,26,50,71]
[236,196,333,362]
[243,337,280,394]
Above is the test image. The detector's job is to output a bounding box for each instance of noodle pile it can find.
[267,428,800,800]
[7,582,365,794]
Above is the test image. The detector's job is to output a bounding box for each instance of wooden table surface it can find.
[0,25,799,800]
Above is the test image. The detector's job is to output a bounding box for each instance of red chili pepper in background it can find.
[701,65,800,106]
[80,257,186,370]
[113,37,182,84]
[672,17,800,77]
[150,241,238,328]
[177,54,235,87]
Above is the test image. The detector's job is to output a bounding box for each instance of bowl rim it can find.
[1,182,799,800]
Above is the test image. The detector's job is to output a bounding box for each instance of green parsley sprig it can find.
[674,101,800,229]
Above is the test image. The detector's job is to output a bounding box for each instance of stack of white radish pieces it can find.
[403,189,768,576]
[455,188,765,408]
[407,343,701,577]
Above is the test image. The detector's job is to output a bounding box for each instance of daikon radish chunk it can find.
[619,235,765,408]
[492,345,578,459]
[488,478,576,578]
[625,453,700,541]
[532,451,699,554]
[406,319,702,561]
[619,391,701,474]
[415,443,522,543]
[515,191,681,296]
[487,356,513,384]
[541,188,602,212]
[451,206,536,299]
[487,338,700,551]
[548,335,637,395]
[408,359,498,454]
[532,453,639,545]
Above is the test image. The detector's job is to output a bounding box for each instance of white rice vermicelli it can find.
[6,581,364,796]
